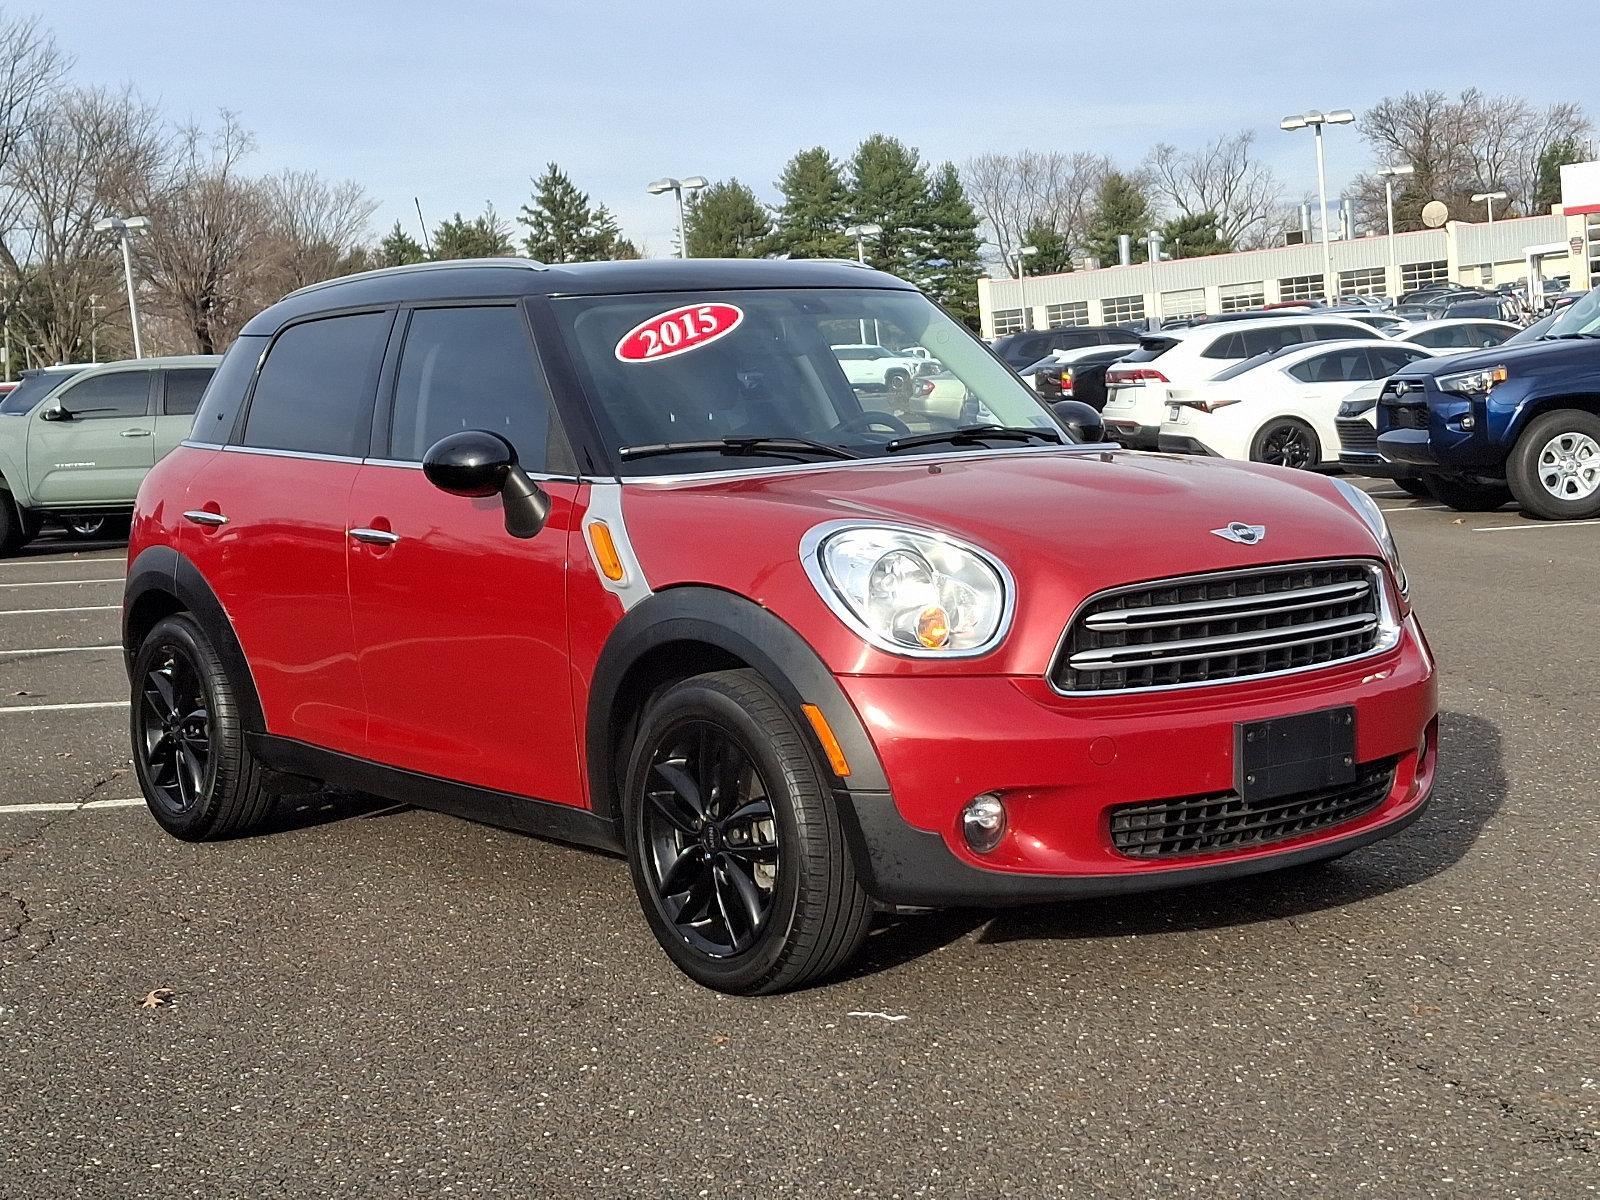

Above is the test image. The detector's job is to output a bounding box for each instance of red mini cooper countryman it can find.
[124,259,1437,994]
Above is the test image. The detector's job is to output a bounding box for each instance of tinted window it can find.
[1287,348,1373,385]
[55,370,150,419]
[1046,331,1097,351]
[162,369,214,417]
[242,312,389,457]
[1120,336,1182,364]
[388,306,553,468]
[0,369,84,416]
[993,333,1050,365]
[1368,346,1428,375]
[1238,326,1306,357]
[191,336,267,444]
[833,347,870,361]
[1309,322,1379,341]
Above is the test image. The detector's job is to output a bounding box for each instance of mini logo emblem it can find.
[1211,521,1266,545]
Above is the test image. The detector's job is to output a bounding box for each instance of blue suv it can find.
[1377,286,1600,520]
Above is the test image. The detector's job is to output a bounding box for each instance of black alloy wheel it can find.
[639,718,780,958]
[1252,419,1320,470]
[137,640,215,816]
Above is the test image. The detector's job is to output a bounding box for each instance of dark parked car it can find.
[990,325,1139,370]
[1027,346,1130,410]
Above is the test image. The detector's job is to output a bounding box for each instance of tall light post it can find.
[1281,109,1355,302]
[1471,190,1508,225]
[646,175,707,259]
[1015,244,1038,330]
[1377,163,1415,288]
[845,223,883,341]
[88,293,103,363]
[92,214,151,358]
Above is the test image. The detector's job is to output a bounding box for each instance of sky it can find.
[37,0,1595,256]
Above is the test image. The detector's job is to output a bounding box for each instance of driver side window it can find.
[53,372,150,419]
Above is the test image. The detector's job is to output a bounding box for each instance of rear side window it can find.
[1287,347,1374,384]
[1047,331,1095,351]
[1120,337,1181,363]
[191,336,267,444]
[1368,346,1429,375]
[55,371,150,419]
[1234,326,1305,358]
[162,369,214,417]
[388,306,556,469]
[242,312,390,457]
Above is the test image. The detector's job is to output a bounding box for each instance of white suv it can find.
[831,343,935,395]
[1101,316,1387,448]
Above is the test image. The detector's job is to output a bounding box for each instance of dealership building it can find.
[976,162,1600,337]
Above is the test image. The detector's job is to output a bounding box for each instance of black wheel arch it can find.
[123,545,265,734]
[1508,393,1600,443]
[586,586,890,828]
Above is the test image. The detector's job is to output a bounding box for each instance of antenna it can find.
[414,197,433,257]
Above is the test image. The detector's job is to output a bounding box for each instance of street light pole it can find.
[93,215,151,358]
[844,223,884,341]
[647,175,708,259]
[1377,163,1415,287]
[1282,109,1354,303]
[88,294,102,363]
[1471,190,1508,225]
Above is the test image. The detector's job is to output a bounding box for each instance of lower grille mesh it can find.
[1109,758,1398,859]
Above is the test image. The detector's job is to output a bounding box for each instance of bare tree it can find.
[1144,131,1284,250]
[257,168,377,291]
[963,150,1108,273]
[0,15,69,264]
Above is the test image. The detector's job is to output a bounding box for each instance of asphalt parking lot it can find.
[1,487,1596,1200]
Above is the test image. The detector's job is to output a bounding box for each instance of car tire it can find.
[130,614,280,841]
[1505,409,1600,521]
[64,516,107,539]
[622,668,873,995]
[884,369,910,401]
[1249,418,1321,470]
[1396,477,1431,499]
[0,493,27,556]
[1424,475,1513,512]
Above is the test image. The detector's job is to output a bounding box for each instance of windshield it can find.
[0,369,82,416]
[551,288,1063,475]
[1546,286,1600,337]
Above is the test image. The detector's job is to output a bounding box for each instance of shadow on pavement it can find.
[847,709,1503,980]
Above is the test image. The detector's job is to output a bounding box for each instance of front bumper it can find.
[1338,449,1414,480]
[1376,382,1504,472]
[834,616,1437,907]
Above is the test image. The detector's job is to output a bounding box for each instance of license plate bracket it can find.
[1235,706,1356,803]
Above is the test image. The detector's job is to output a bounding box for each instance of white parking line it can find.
[0,605,119,616]
[0,797,144,815]
[1377,504,1446,514]
[0,644,120,657]
[0,555,125,568]
[1472,518,1600,533]
[0,700,128,714]
[0,578,123,589]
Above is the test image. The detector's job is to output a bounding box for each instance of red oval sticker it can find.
[614,302,744,363]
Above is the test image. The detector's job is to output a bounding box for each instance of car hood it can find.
[621,448,1393,676]
[1394,336,1589,380]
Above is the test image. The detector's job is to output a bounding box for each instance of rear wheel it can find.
[64,516,107,539]
[1506,409,1600,520]
[1424,475,1512,512]
[1250,418,1320,470]
[0,494,26,556]
[131,614,281,840]
[622,669,872,995]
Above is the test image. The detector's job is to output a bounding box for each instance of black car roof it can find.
[240,257,917,335]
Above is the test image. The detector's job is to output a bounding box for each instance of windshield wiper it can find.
[617,435,861,464]
[883,424,1063,453]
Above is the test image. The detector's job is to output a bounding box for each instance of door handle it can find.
[349,527,400,546]
[182,510,228,527]
[120,428,153,438]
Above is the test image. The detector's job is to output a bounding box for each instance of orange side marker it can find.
[801,703,852,778]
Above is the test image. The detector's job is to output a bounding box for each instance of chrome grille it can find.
[1336,418,1378,454]
[1052,562,1389,694]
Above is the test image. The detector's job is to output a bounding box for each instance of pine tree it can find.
[431,207,514,260]
[767,147,852,258]
[376,221,426,268]
[683,179,772,258]
[847,134,931,281]
[520,163,599,263]
[1080,172,1156,267]
[586,205,640,260]
[1160,211,1230,259]
[1533,137,1587,213]
[1020,219,1073,275]
[921,162,984,325]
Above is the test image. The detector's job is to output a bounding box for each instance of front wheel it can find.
[622,669,872,995]
[1506,409,1600,520]
[0,495,28,556]
[1250,419,1321,470]
[131,614,281,840]
[1424,475,1512,512]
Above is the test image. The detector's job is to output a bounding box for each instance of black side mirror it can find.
[422,430,550,539]
[39,405,68,422]
[1051,399,1105,444]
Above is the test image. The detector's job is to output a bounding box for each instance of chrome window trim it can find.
[218,444,365,465]
[186,442,579,483]
[1047,559,1400,698]
[798,518,1016,660]
[618,441,1122,487]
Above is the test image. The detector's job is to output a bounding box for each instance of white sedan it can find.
[1157,339,1435,468]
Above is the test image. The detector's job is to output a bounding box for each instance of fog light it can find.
[1460,415,1475,430]
[961,793,1007,853]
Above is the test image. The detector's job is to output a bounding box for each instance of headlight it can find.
[1338,396,1377,418]
[1330,478,1408,599]
[1437,365,1507,396]
[802,523,1013,656]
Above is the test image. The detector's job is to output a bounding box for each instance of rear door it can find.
[346,302,584,806]
[154,367,215,460]
[26,368,155,505]
[182,309,392,756]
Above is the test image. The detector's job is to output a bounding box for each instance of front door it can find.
[26,368,155,505]
[347,303,583,806]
